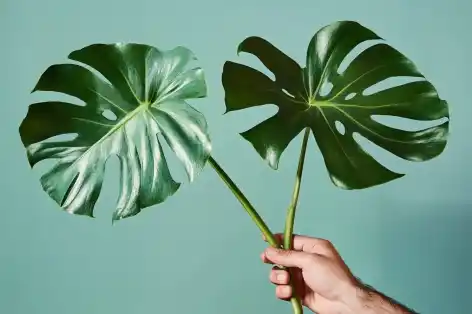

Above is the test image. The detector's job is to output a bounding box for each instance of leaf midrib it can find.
[70,52,157,167]
[65,103,148,169]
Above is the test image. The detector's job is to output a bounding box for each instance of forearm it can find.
[341,280,418,314]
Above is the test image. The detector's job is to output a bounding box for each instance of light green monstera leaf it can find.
[19,43,211,221]
[222,21,449,189]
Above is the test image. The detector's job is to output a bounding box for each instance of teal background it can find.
[1,0,471,313]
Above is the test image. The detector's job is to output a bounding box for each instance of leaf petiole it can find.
[283,127,311,314]
[207,156,278,246]
[284,127,310,249]
[207,155,307,314]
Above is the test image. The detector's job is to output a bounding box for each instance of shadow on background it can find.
[374,202,471,314]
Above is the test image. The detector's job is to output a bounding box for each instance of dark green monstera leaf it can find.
[20,43,211,221]
[222,21,449,189]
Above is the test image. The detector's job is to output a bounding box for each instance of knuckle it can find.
[316,239,335,252]
[277,249,293,257]
[320,239,332,247]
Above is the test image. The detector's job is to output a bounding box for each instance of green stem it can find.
[283,128,311,314]
[207,156,278,247]
[207,156,304,314]
[284,128,310,248]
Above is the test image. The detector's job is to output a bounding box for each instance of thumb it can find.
[264,247,312,269]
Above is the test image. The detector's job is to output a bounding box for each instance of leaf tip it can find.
[268,160,279,171]
[239,131,281,171]
[111,213,122,224]
[236,44,243,56]
[236,36,254,55]
[239,36,268,53]
[30,78,43,94]
[67,43,99,59]
[330,172,406,190]
[222,106,232,115]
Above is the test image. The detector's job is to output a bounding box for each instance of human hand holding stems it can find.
[261,233,417,314]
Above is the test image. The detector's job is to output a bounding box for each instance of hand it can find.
[261,233,360,314]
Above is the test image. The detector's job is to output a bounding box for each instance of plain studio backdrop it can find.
[1,0,470,313]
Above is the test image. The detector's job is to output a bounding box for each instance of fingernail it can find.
[276,273,286,281]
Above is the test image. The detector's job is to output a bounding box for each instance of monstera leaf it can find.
[222,21,449,189]
[19,43,211,221]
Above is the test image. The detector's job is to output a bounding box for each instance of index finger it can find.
[262,233,337,257]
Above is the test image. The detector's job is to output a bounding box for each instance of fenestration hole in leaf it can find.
[31,90,86,107]
[102,109,117,121]
[363,76,424,96]
[32,133,79,176]
[352,132,407,174]
[371,115,448,132]
[70,59,115,88]
[282,89,295,98]
[93,155,124,219]
[157,133,187,184]
[344,92,356,100]
[335,121,346,135]
[337,40,383,75]
[238,53,276,81]
[41,133,78,143]
[319,81,333,96]
[226,104,278,138]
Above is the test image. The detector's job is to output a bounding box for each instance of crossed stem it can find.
[207,127,311,314]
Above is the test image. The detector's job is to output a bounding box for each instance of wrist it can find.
[336,280,368,314]
[338,280,414,314]
[342,284,378,314]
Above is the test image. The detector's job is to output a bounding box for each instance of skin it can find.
[261,234,417,314]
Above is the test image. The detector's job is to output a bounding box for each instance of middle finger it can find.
[270,268,290,285]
